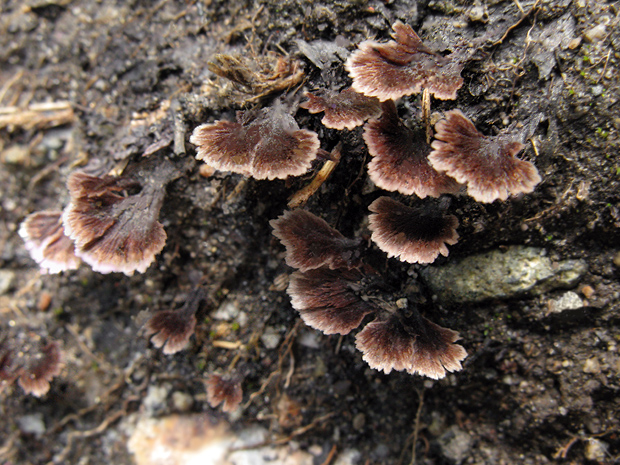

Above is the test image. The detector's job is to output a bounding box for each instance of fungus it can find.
[429,110,542,203]
[368,196,459,264]
[190,101,320,180]
[205,373,243,412]
[271,209,363,272]
[355,307,466,379]
[144,289,205,355]
[346,21,465,101]
[17,341,63,397]
[287,268,377,335]
[364,101,461,198]
[63,157,179,275]
[19,210,81,273]
[300,87,381,130]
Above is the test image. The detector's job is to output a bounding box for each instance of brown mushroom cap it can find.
[429,110,542,203]
[190,104,320,180]
[205,373,243,413]
[19,210,81,274]
[364,101,461,198]
[368,196,459,264]
[63,172,167,276]
[288,268,377,335]
[17,341,63,397]
[271,209,362,272]
[300,87,381,130]
[144,290,204,355]
[346,21,464,101]
[144,311,197,355]
[355,313,466,379]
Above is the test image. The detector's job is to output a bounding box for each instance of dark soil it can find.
[1,0,619,464]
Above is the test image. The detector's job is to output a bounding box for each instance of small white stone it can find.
[582,357,601,374]
[17,413,46,436]
[549,291,583,313]
[261,327,281,349]
[212,299,239,321]
[584,24,607,42]
[584,438,609,461]
[171,391,193,412]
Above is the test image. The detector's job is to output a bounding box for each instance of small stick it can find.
[288,143,342,208]
[422,89,432,144]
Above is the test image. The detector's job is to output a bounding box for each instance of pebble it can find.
[582,357,601,374]
[584,438,609,461]
[437,425,473,464]
[171,391,193,412]
[143,384,171,416]
[212,299,240,321]
[580,285,595,299]
[17,413,46,436]
[1,145,30,164]
[584,24,607,42]
[420,246,587,305]
[260,326,281,349]
[548,291,583,312]
[352,413,365,431]
[333,449,361,465]
[297,330,321,349]
[128,415,316,465]
[0,270,15,295]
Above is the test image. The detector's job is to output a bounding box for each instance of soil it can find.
[1,0,619,464]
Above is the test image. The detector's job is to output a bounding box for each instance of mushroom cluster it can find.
[265,22,542,378]
[21,154,183,276]
[16,20,544,396]
[271,210,466,379]
[308,21,540,265]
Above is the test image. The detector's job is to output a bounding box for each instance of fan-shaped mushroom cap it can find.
[19,210,81,273]
[355,313,466,379]
[17,341,63,397]
[144,290,204,355]
[271,209,362,272]
[429,110,542,203]
[144,311,197,355]
[364,101,461,198]
[368,196,459,264]
[300,87,381,130]
[63,172,167,276]
[190,103,320,180]
[346,21,464,101]
[205,373,243,413]
[288,268,377,335]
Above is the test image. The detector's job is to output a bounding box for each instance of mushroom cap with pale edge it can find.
[145,311,197,355]
[270,209,362,272]
[288,268,377,335]
[368,196,459,264]
[355,315,467,379]
[17,341,63,397]
[429,109,542,203]
[205,373,243,413]
[190,107,320,180]
[63,171,167,276]
[364,100,461,198]
[19,210,81,274]
[346,21,464,101]
[300,88,381,130]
